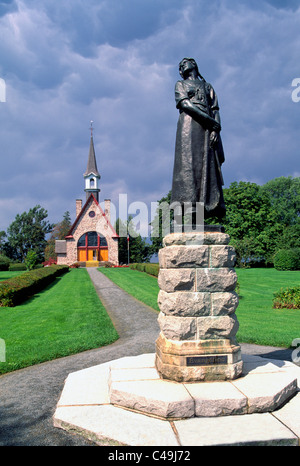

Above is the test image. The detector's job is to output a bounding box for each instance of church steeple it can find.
[84,121,100,201]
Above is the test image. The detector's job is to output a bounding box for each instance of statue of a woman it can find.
[171,58,226,224]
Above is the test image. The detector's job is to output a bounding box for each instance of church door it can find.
[77,232,108,262]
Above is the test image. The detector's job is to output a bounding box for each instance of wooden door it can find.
[99,249,108,261]
[78,249,86,261]
[87,249,94,261]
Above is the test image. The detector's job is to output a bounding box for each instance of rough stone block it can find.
[210,245,236,267]
[211,292,239,316]
[159,245,209,269]
[163,232,230,247]
[197,315,239,340]
[158,313,197,340]
[196,268,237,292]
[158,269,195,292]
[157,290,211,316]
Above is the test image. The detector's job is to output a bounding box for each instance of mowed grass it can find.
[99,267,300,348]
[99,267,160,311]
[0,268,119,374]
[0,271,26,281]
[235,268,300,347]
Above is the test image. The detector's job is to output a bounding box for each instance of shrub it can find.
[274,248,300,271]
[9,263,27,271]
[42,257,57,266]
[129,263,159,277]
[70,262,80,268]
[0,254,10,271]
[273,285,300,309]
[104,261,114,268]
[0,265,69,307]
[25,250,38,270]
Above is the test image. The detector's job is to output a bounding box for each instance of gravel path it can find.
[0,268,293,446]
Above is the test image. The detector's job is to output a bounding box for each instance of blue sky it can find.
[0,0,299,233]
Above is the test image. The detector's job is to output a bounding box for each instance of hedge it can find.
[274,248,300,271]
[273,285,300,309]
[0,255,10,271]
[9,263,27,271]
[129,263,159,277]
[0,265,69,307]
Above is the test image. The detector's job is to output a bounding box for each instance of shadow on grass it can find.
[17,277,63,306]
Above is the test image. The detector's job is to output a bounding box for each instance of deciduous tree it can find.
[6,205,53,262]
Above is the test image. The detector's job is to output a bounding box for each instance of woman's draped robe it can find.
[171,78,226,222]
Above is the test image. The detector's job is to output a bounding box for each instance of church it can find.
[55,130,119,266]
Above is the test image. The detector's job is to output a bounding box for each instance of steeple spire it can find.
[84,121,101,201]
[84,121,100,177]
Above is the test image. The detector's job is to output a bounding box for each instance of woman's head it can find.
[178,58,205,81]
[179,58,198,77]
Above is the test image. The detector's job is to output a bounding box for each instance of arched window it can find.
[77,232,107,248]
[87,231,98,246]
[100,235,107,247]
[77,232,108,262]
[90,178,95,188]
[77,234,86,247]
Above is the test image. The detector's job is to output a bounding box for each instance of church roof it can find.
[84,135,100,177]
[66,193,119,239]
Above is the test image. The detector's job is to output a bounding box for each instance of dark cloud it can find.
[0,0,299,232]
[0,0,17,17]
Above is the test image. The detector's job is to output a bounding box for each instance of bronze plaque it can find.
[186,355,228,366]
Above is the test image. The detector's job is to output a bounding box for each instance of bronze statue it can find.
[171,58,226,224]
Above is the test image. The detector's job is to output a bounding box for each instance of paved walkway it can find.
[0,268,296,446]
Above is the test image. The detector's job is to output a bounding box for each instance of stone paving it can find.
[53,268,300,446]
[54,352,300,446]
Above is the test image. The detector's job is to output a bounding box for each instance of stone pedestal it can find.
[155,230,243,382]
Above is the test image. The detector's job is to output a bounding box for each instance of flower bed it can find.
[273,285,300,309]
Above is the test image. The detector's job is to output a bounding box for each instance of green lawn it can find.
[0,271,26,281]
[99,267,300,348]
[1,266,299,375]
[99,267,160,311]
[0,268,119,374]
[235,268,300,347]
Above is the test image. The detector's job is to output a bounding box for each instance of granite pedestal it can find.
[155,230,243,382]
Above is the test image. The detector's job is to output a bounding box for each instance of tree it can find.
[44,211,72,261]
[150,191,172,255]
[24,250,38,270]
[6,205,53,262]
[0,231,6,254]
[150,177,300,266]
[261,176,300,251]
[59,211,72,238]
[261,176,300,227]
[220,181,280,265]
[115,217,151,264]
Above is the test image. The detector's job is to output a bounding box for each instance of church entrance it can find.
[77,232,108,262]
